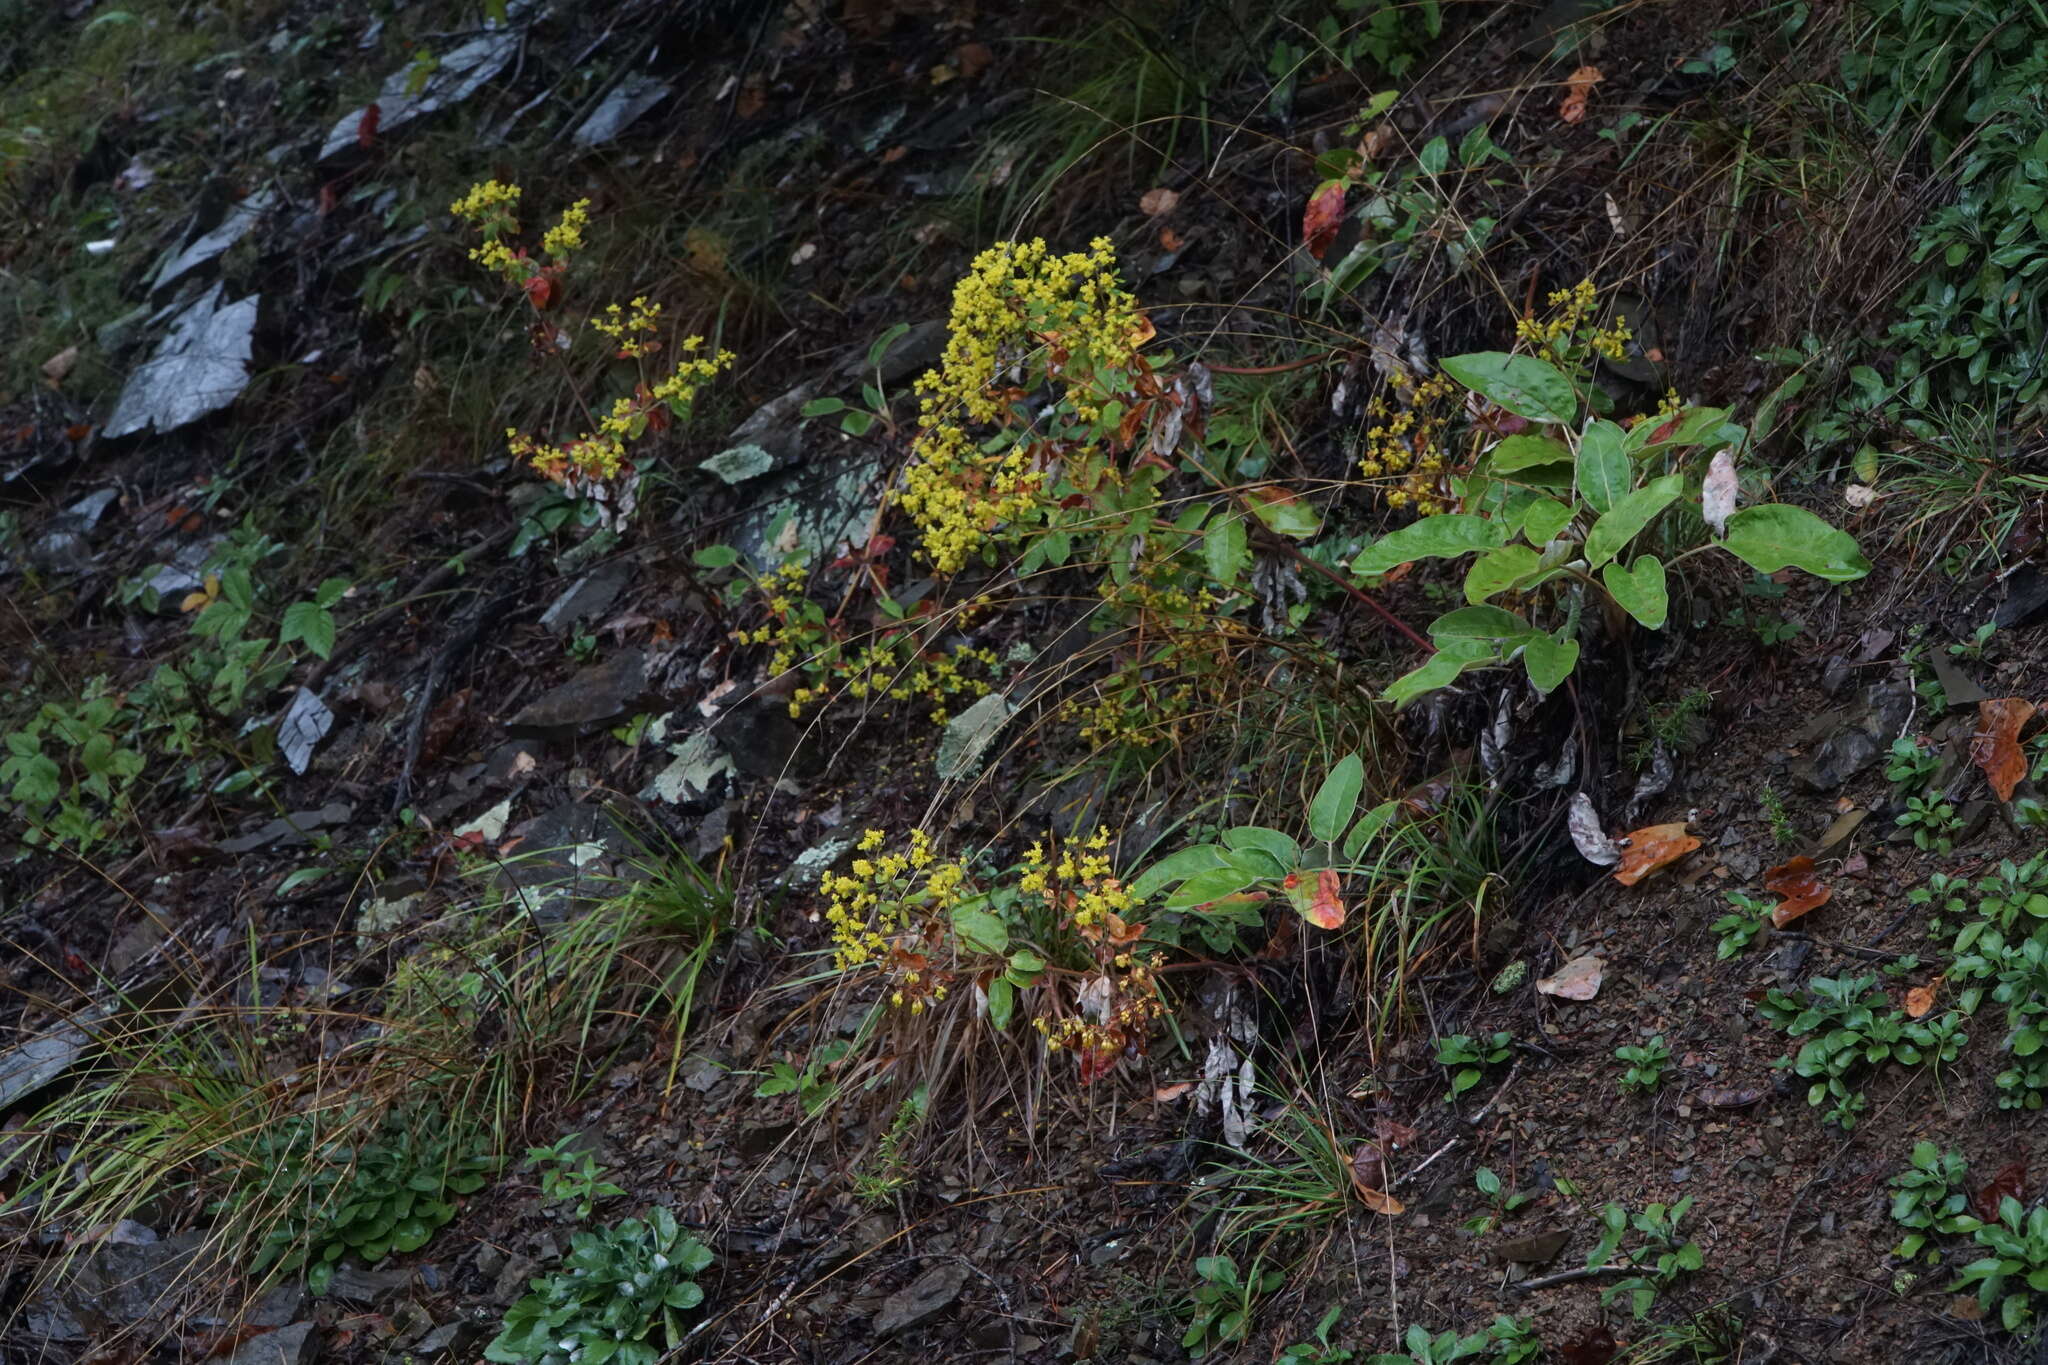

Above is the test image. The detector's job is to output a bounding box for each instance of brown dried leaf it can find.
[1347,1144,1404,1215]
[1139,187,1180,217]
[1695,1084,1766,1108]
[1905,975,1944,1019]
[1612,822,1699,885]
[1972,697,2037,802]
[1536,954,1604,1001]
[1764,855,1832,928]
[1974,1161,2028,1221]
[418,687,474,766]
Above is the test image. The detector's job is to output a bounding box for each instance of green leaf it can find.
[1342,800,1399,861]
[1352,514,1504,577]
[987,976,1015,1029]
[1429,605,1530,640]
[1602,555,1668,628]
[1247,488,1320,538]
[1584,473,1683,568]
[951,904,1009,955]
[1488,433,1572,472]
[1222,825,1301,869]
[313,577,352,609]
[1441,352,1576,423]
[1205,512,1249,589]
[1464,544,1541,603]
[1131,844,1230,899]
[1308,754,1364,843]
[1518,497,1574,546]
[801,396,847,417]
[693,544,741,569]
[1576,419,1630,515]
[1522,632,1579,694]
[1163,863,1262,908]
[1384,640,1493,708]
[1719,505,1872,581]
[279,601,336,659]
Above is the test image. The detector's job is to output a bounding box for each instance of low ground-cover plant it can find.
[1180,1253,1283,1358]
[1587,1197,1704,1320]
[1758,974,1966,1128]
[485,1207,714,1365]
[1615,1034,1671,1094]
[1435,1031,1514,1101]
[1888,1141,1973,1261]
[526,1137,626,1221]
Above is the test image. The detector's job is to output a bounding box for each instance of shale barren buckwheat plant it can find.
[818,826,1167,1086]
[899,236,1152,574]
[450,180,733,486]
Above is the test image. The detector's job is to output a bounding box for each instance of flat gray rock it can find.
[218,1321,316,1365]
[508,648,649,739]
[320,24,520,160]
[104,283,257,438]
[0,1027,90,1112]
[153,189,277,290]
[572,75,672,147]
[873,1262,969,1336]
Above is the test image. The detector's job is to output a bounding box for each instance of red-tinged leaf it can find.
[1076,1041,1120,1084]
[1154,1081,1192,1102]
[65,423,93,443]
[1558,66,1603,124]
[523,273,557,311]
[1971,697,2037,802]
[318,182,338,216]
[1306,867,1346,929]
[1557,1324,1619,1365]
[1974,1161,2028,1221]
[1763,855,1832,928]
[1303,180,1346,261]
[356,102,381,148]
[1906,975,1944,1019]
[1612,822,1700,885]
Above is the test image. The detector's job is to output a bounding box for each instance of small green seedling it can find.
[525,1136,626,1220]
[1615,1034,1671,1094]
[1711,891,1773,959]
[1435,1031,1513,1100]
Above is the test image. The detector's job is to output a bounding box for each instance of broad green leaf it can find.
[1518,497,1574,546]
[951,904,1009,954]
[1464,544,1541,603]
[1720,504,1872,581]
[280,601,336,659]
[1602,555,1668,628]
[1165,863,1263,908]
[1205,511,1249,588]
[1440,351,1576,423]
[1351,514,1504,577]
[1222,825,1301,869]
[1246,487,1320,538]
[1428,605,1529,640]
[1131,844,1230,899]
[1383,640,1493,708]
[693,544,740,569]
[987,976,1015,1029]
[1308,754,1364,843]
[1576,419,1630,514]
[1342,800,1399,861]
[1224,846,1290,880]
[1584,473,1683,568]
[1489,433,1572,472]
[1522,632,1578,693]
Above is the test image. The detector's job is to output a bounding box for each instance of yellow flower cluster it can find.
[450,180,531,284]
[591,297,663,359]
[1018,826,1136,930]
[1512,278,1632,363]
[506,348,733,483]
[736,566,999,722]
[899,238,1148,573]
[1035,953,1167,1067]
[449,179,520,223]
[541,199,590,259]
[820,828,981,1014]
[1359,368,1456,514]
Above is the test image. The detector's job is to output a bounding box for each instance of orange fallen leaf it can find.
[1559,65,1603,124]
[1154,1081,1192,1102]
[953,41,994,80]
[1971,696,2037,802]
[1905,975,1944,1019]
[1303,180,1346,261]
[1308,867,1346,929]
[1536,954,1604,1001]
[1612,822,1699,885]
[1158,225,1184,252]
[1764,855,1832,927]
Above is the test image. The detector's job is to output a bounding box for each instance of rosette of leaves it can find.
[1757,975,1965,1129]
[238,1110,496,1295]
[485,1207,714,1365]
[1349,350,1870,705]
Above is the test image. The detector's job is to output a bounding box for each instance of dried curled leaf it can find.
[1559,65,1603,123]
[1568,792,1619,866]
[1303,180,1346,261]
[1536,954,1604,1001]
[1972,697,2037,802]
[1905,976,1944,1019]
[1612,822,1699,885]
[1764,855,1832,927]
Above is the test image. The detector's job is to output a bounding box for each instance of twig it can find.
[1394,1134,1461,1188]
[305,521,518,693]
[1507,1264,1633,1294]
[1466,1058,1522,1127]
